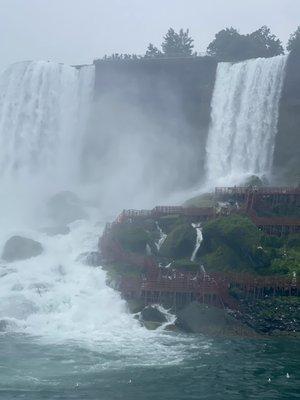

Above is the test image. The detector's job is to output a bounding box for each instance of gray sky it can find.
[1,0,299,71]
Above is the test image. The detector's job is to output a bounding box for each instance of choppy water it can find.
[0,334,299,400]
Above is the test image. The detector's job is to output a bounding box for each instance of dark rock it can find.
[127,299,144,314]
[47,191,87,225]
[160,223,196,258]
[2,236,43,262]
[176,302,255,337]
[140,305,167,323]
[0,320,8,332]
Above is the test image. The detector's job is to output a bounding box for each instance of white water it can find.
[0,61,94,182]
[205,55,287,187]
[155,222,167,251]
[190,223,203,262]
[0,60,195,366]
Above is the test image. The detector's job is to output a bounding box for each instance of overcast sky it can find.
[1,0,299,71]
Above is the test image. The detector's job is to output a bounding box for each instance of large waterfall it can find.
[205,55,287,186]
[0,61,94,182]
[0,60,190,366]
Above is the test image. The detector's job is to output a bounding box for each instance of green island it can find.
[99,180,300,336]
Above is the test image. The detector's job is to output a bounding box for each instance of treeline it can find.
[100,25,300,62]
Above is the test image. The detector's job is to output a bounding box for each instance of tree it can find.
[207,26,284,62]
[206,27,245,61]
[287,26,300,53]
[248,26,284,58]
[161,28,194,57]
[144,43,162,58]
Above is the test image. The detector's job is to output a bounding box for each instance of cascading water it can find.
[190,223,202,262]
[0,61,94,182]
[0,60,192,369]
[205,55,287,186]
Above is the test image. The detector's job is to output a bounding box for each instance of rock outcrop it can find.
[176,302,255,337]
[2,236,43,262]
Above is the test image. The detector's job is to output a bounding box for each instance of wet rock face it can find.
[46,191,87,225]
[0,320,8,332]
[139,305,168,330]
[140,305,167,323]
[2,236,43,262]
[176,302,255,337]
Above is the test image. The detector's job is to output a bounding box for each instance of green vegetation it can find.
[287,26,300,54]
[199,215,300,276]
[160,222,196,259]
[183,192,215,207]
[145,43,162,58]
[102,261,143,281]
[161,28,194,57]
[112,223,154,254]
[207,26,283,61]
[99,25,300,63]
[157,214,182,233]
[244,175,268,187]
[172,258,199,271]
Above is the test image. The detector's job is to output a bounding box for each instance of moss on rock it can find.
[183,192,215,208]
[160,222,196,259]
[112,223,153,254]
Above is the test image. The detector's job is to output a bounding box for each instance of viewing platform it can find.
[119,270,299,310]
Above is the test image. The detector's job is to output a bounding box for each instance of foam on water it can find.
[0,60,198,367]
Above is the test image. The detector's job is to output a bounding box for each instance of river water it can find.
[1,333,299,399]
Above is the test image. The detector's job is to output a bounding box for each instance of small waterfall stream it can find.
[191,223,203,262]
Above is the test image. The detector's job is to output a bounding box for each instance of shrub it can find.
[160,223,196,258]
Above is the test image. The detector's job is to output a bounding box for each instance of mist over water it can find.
[0,56,290,342]
[0,60,195,370]
[0,57,297,399]
[205,55,287,187]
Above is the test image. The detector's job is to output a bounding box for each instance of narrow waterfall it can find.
[0,61,94,182]
[190,223,203,262]
[205,55,287,186]
[155,222,167,251]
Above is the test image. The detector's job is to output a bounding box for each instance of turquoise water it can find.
[0,334,299,400]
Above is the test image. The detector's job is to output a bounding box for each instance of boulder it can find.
[46,191,87,225]
[2,236,43,262]
[176,302,255,337]
[140,305,167,324]
[160,223,196,258]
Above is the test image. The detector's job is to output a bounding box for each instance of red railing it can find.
[215,186,300,196]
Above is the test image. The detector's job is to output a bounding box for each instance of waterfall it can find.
[205,55,287,186]
[190,223,203,262]
[155,222,167,251]
[0,61,94,182]
[0,60,187,356]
